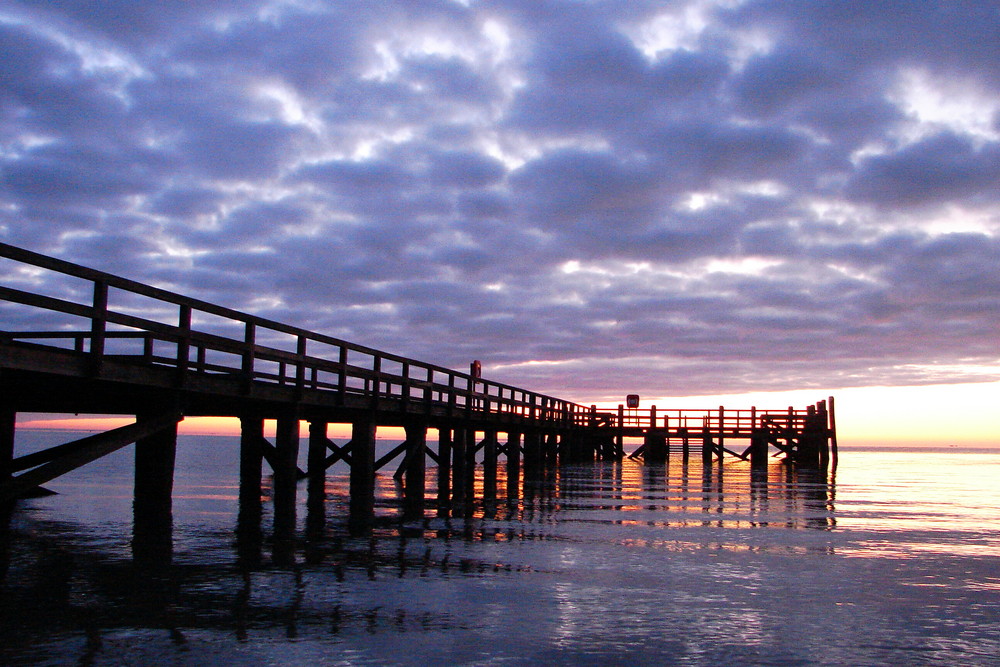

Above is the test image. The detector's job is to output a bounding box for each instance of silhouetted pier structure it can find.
[0,243,836,556]
[618,401,837,469]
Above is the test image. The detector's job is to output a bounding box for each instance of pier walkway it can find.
[0,243,836,553]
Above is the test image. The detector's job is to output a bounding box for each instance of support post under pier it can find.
[239,416,264,521]
[701,433,714,465]
[0,407,13,489]
[403,422,426,520]
[272,415,300,561]
[545,433,558,468]
[523,431,541,480]
[436,428,452,517]
[306,420,328,542]
[349,419,376,533]
[750,429,768,469]
[133,410,178,564]
[482,430,497,501]
[645,433,667,464]
[462,429,476,503]
[451,427,467,506]
[506,431,521,501]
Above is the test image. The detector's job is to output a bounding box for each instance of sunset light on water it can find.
[4,433,1000,665]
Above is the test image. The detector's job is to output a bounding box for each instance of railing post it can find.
[371,355,381,410]
[176,304,191,386]
[787,406,795,453]
[90,280,107,375]
[295,335,307,396]
[242,322,256,392]
[718,405,725,453]
[400,362,411,413]
[617,404,624,456]
[337,346,347,405]
[424,368,434,415]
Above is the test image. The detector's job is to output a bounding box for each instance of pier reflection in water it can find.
[2,437,999,666]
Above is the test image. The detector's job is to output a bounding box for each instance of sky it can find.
[1,1,999,444]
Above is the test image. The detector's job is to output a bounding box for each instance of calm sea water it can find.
[2,433,999,666]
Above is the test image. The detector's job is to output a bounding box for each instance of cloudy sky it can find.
[2,0,999,404]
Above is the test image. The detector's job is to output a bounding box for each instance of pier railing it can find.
[589,404,833,438]
[0,243,590,428]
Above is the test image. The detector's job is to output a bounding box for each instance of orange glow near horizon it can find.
[14,380,999,447]
[593,380,1000,448]
[15,415,402,441]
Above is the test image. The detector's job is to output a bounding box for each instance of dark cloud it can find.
[1,0,998,401]
[847,132,1000,208]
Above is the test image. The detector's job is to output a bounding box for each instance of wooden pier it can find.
[0,243,836,555]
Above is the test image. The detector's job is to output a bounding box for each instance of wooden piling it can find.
[818,400,830,469]
[522,430,541,479]
[451,427,467,505]
[644,432,667,464]
[348,418,376,533]
[828,395,839,469]
[482,429,497,500]
[133,410,179,564]
[749,429,768,469]
[436,428,452,517]
[545,432,558,468]
[306,421,328,541]
[463,428,476,502]
[616,404,625,457]
[307,421,328,479]
[506,431,521,500]
[557,430,569,462]
[239,416,264,521]
[403,422,426,520]
[272,415,300,547]
[717,406,725,454]
[794,405,823,469]
[701,433,713,465]
[0,407,13,487]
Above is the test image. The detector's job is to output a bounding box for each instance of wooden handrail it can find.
[1,242,588,426]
